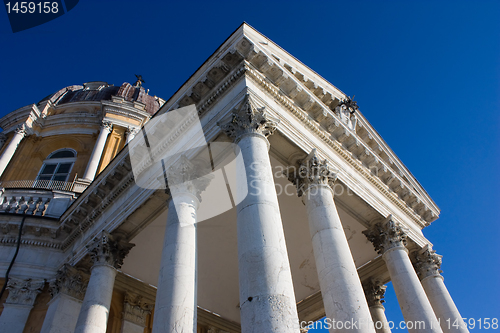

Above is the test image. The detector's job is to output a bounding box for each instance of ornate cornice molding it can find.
[218,94,279,142]
[102,100,151,123]
[243,61,437,226]
[60,159,134,250]
[412,244,443,280]
[6,277,45,306]
[122,291,153,327]
[49,264,89,300]
[363,215,408,255]
[86,231,134,269]
[286,149,338,197]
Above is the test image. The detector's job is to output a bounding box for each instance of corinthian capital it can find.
[125,126,139,138]
[363,279,387,308]
[86,231,134,269]
[101,120,113,133]
[218,95,279,141]
[14,123,27,137]
[49,264,89,300]
[413,244,443,280]
[123,292,153,327]
[363,215,408,254]
[6,277,45,306]
[165,155,213,201]
[286,149,338,197]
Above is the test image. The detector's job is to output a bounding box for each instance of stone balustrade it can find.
[0,188,76,218]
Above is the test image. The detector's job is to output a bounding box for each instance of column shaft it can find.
[152,195,198,333]
[219,95,299,332]
[40,293,83,333]
[74,264,117,333]
[74,232,133,333]
[236,134,299,332]
[384,248,442,333]
[364,217,443,333]
[126,127,138,144]
[369,306,391,333]
[122,321,145,333]
[0,126,26,177]
[0,304,33,333]
[414,246,469,333]
[421,276,468,333]
[83,122,112,180]
[0,277,44,333]
[304,185,375,333]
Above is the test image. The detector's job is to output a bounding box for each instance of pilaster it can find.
[74,232,134,333]
[122,292,153,329]
[5,277,45,307]
[41,265,89,333]
[0,277,44,333]
[49,264,89,301]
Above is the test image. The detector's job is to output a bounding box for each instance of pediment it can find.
[157,23,439,227]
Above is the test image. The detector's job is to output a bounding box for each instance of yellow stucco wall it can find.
[1,134,95,182]
[97,127,126,175]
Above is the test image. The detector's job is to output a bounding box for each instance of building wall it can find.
[1,134,95,182]
[97,127,126,175]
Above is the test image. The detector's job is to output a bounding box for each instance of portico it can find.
[0,23,468,333]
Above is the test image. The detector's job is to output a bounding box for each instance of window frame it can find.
[36,149,77,188]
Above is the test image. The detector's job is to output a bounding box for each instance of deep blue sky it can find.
[1,1,499,332]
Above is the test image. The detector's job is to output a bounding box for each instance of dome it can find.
[38,81,162,115]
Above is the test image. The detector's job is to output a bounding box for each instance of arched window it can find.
[36,149,77,186]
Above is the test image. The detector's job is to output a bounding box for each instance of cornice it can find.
[59,160,134,250]
[101,100,151,124]
[158,31,438,225]
[243,63,433,229]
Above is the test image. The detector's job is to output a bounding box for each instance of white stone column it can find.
[41,265,89,333]
[363,280,391,333]
[219,95,300,333]
[83,121,113,180]
[364,217,443,333]
[287,149,375,333]
[122,292,152,333]
[413,246,469,333]
[74,231,134,333]
[0,277,44,333]
[125,127,139,144]
[0,124,27,178]
[152,156,211,333]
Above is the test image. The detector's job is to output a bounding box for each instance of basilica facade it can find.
[0,23,467,333]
